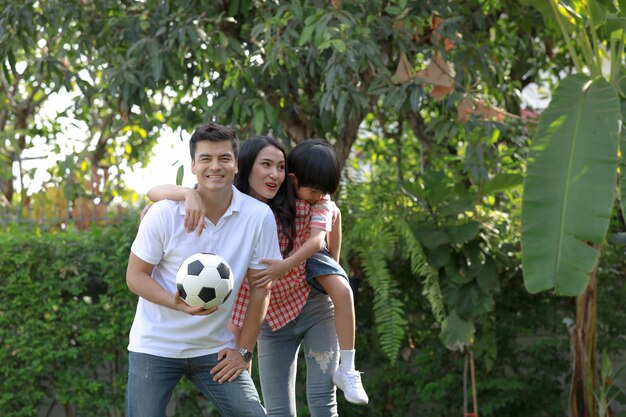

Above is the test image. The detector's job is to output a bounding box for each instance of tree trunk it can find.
[569,269,598,417]
[0,170,15,204]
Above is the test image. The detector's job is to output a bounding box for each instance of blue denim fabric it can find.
[306,248,349,294]
[257,290,339,417]
[126,352,266,417]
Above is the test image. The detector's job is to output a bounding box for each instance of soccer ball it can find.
[175,252,234,309]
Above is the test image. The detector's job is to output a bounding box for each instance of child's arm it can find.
[147,184,205,235]
[253,227,327,287]
[147,184,193,202]
[326,208,342,262]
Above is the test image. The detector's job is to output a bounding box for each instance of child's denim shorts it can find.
[305,247,349,294]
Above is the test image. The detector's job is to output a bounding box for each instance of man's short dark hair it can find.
[189,123,239,160]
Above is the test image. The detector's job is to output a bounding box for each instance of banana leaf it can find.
[619,101,626,222]
[521,74,620,295]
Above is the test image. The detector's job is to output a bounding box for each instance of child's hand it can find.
[183,189,206,236]
[252,259,290,287]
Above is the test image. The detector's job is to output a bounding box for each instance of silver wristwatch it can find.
[237,347,253,362]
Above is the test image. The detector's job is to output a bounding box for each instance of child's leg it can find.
[316,274,369,404]
[315,274,355,351]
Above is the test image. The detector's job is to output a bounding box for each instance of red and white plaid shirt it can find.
[231,199,312,331]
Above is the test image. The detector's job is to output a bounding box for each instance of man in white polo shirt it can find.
[125,123,281,417]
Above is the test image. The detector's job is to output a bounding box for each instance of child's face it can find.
[295,186,323,205]
[288,174,324,204]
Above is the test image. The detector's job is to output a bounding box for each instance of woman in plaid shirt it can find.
[148,136,342,416]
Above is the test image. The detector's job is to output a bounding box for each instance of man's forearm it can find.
[237,285,270,351]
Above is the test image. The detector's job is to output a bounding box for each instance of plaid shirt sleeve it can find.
[231,280,250,329]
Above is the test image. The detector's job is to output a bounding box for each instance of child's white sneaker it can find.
[332,369,369,405]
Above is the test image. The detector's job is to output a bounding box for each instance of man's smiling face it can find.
[191,140,238,192]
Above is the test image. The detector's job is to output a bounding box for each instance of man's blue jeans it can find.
[126,351,266,417]
[257,290,339,417]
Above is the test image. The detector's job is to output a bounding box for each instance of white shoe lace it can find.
[344,371,363,388]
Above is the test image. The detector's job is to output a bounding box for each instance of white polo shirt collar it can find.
[177,186,243,223]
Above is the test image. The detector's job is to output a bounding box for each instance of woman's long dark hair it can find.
[235,136,296,256]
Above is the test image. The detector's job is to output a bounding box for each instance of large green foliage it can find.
[522,75,620,295]
[1,0,558,202]
[0,217,607,417]
[2,0,565,357]
[519,2,626,415]
[0,222,136,416]
[521,0,626,297]
[0,219,224,416]
[3,4,611,410]
[341,108,526,355]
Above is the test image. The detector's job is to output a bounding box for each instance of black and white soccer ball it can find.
[175,253,234,309]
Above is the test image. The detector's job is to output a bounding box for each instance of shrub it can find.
[0,218,138,416]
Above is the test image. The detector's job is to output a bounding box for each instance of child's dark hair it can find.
[235,136,297,256]
[189,123,239,160]
[287,139,341,195]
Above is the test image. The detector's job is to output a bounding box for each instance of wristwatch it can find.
[237,347,253,362]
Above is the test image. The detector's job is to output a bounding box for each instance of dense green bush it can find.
[0,219,138,416]
[2,214,626,416]
[338,256,571,417]
[0,217,226,417]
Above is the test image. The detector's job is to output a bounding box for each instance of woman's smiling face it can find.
[247,145,286,202]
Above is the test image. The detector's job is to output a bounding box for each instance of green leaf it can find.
[299,24,316,46]
[482,173,523,194]
[439,310,475,351]
[318,40,332,50]
[428,246,451,268]
[438,192,475,216]
[176,165,184,185]
[123,71,140,86]
[228,0,240,16]
[521,75,620,295]
[331,39,346,53]
[336,93,347,120]
[291,1,303,20]
[588,0,608,27]
[264,104,278,125]
[150,58,162,81]
[384,6,402,16]
[605,15,626,40]
[443,221,480,244]
[253,109,265,134]
[147,39,159,58]
[477,260,500,293]
[356,225,407,361]
[413,224,449,249]
[521,0,575,30]
[447,265,474,285]
[619,101,626,222]
[456,283,494,319]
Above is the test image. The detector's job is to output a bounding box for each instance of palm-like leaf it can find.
[619,102,626,222]
[522,74,620,295]
[352,219,406,361]
[398,219,446,324]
